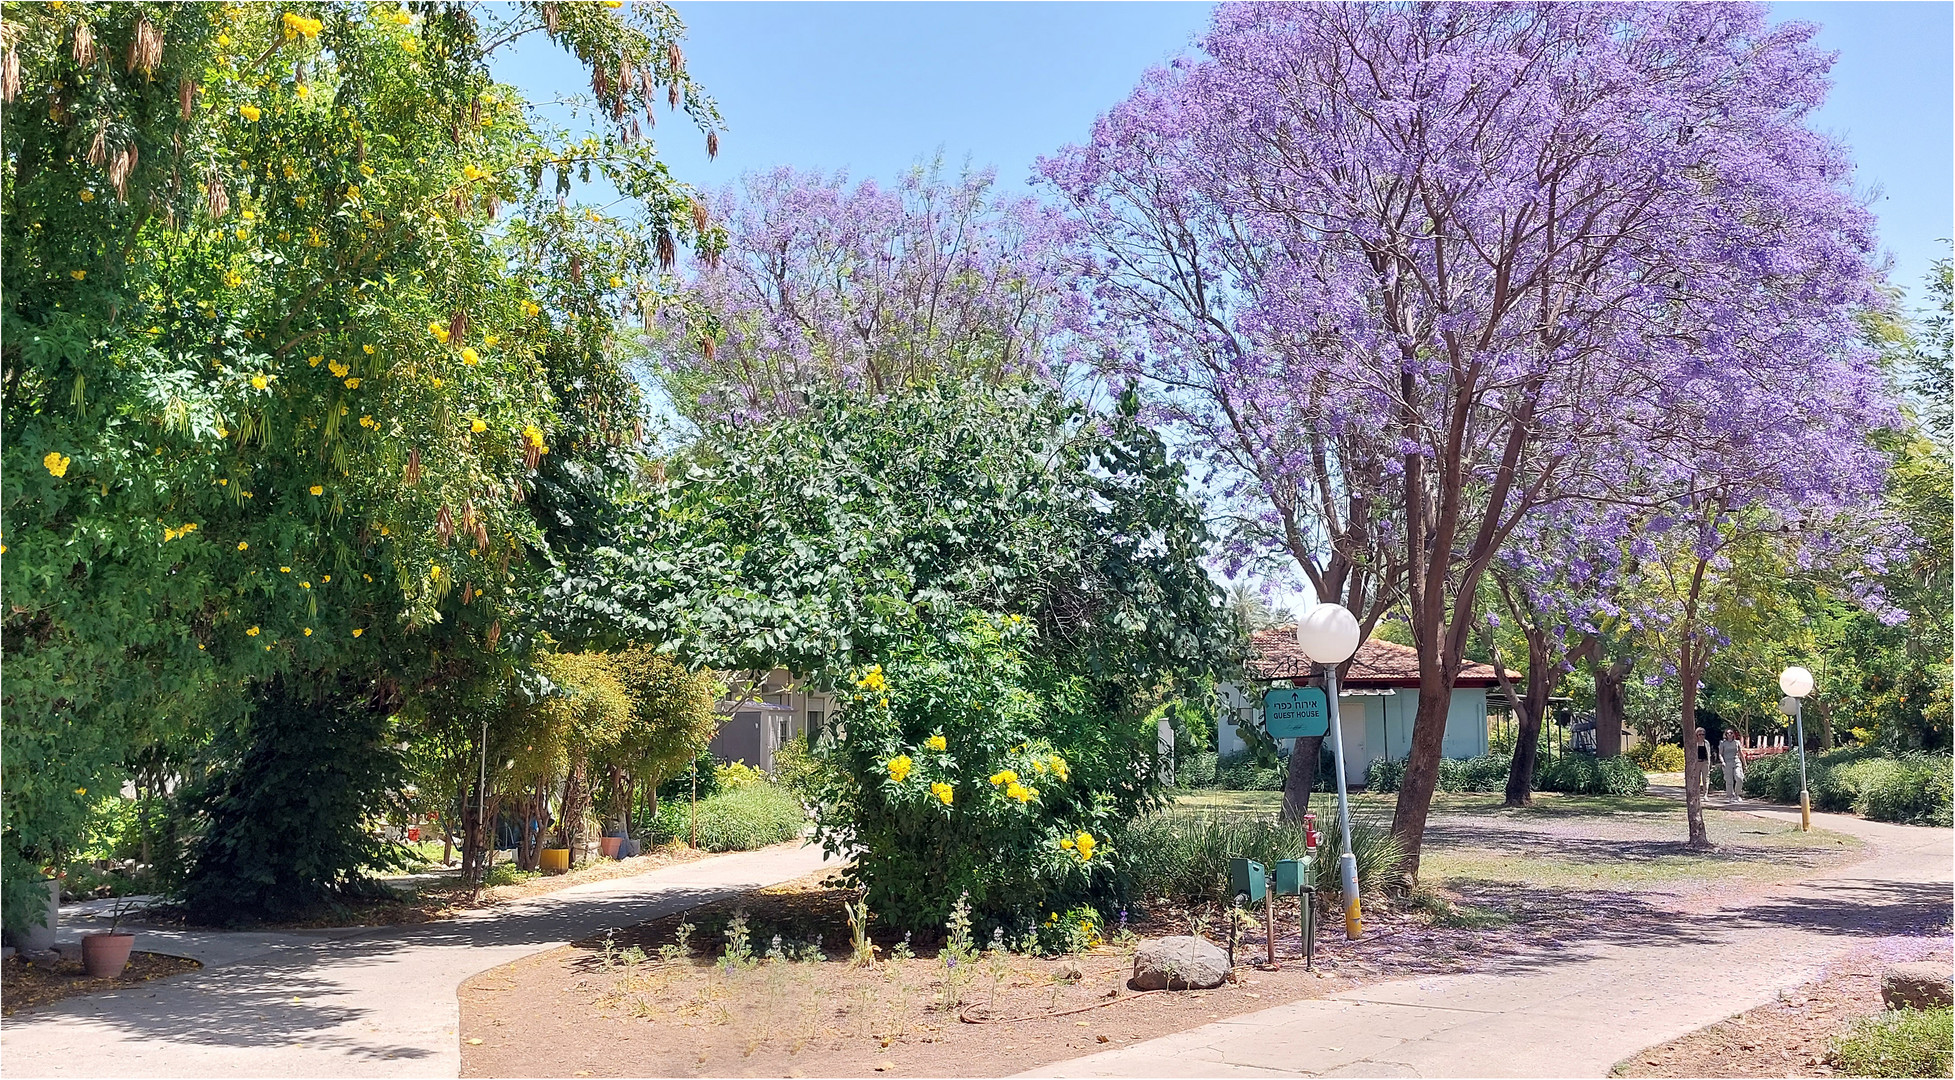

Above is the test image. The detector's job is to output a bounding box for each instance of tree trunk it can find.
[1280,734,1324,824]
[1502,633,1552,807]
[1391,667,1455,887]
[1593,652,1632,759]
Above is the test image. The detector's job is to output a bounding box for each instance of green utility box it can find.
[1228,857,1266,903]
[1273,857,1313,896]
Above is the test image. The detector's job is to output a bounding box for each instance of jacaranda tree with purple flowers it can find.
[1043,2,1895,879]
[648,159,1092,424]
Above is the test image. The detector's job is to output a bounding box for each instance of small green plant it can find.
[721,909,754,969]
[793,934,825,963]
[1829,1006,1952,1077]
[1034,904,1103,956]
[482,862,538,888]
[660,915,695,962]
[765,933,785,962]
[891,930,915,961]
[938,891,979,1010]
[844,893,878,966]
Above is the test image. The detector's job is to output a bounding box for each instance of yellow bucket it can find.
[540,848,570,874]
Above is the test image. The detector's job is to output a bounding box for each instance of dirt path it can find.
[0,842,830,1079]
[1026,799,1951,1079]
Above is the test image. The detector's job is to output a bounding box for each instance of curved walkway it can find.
[1026,798,1951,1079]
[1,842,830,1078]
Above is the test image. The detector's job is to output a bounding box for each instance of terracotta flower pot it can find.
[599,836,622,858]
[539,848,570,874]
[81,932,135,978]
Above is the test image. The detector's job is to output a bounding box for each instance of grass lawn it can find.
[1164,785,1863,896]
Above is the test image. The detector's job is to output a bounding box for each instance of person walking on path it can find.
[1720,729,1746,799]
[1695,727,1712,796]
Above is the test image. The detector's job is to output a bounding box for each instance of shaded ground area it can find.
[2,951,203,1017]
[1613,934,1953,1078]
[1,842,827,1079]
[220,842,714,930]
[461,794,1873,1078]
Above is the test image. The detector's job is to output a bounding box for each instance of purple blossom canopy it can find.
[1039,1,1895,628]
[651,162,1093,424]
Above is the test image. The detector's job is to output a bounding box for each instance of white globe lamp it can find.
[1297,604,1361,665]
[1777,666,1814,830]
[1296,601,1364,939]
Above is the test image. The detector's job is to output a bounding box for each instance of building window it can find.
[808,710,824,739]
[778,716,792,746]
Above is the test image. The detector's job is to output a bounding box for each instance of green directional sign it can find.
[1264,686,1330,738]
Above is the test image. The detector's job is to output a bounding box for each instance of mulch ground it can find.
[1614,935,1954,1078]
[459,802,1881,1078]
[457,865,1699,1079]
[2,950,203,1017]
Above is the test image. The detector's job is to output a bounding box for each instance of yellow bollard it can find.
[1345,897,1363,939]
[1800,791,1811,832]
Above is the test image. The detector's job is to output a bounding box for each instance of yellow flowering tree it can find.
[1,0,724,927]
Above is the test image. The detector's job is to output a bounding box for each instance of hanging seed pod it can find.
[206,173,229,219]
[87,125,107,167]
[667,82,678,109]
[449,310,468,341]
[436,504,454,545]
[2,50,21,105]
[485,620,502,648]
[469,96,481,128]
[542,3,560,33]
[72,22,96,67]
[405,447,423,485]
[701,336,715,361]
[706,130,718,160]
[474,519,490,552]
[690,197,708,234]
[667,42,684,72]
[462,582,474,605]
[178,78,196,120]
[656,228,675,269]
[568,254,582,284]
[108,143,136,201]
[128,17,162,76]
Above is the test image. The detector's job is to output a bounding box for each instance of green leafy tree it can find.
[2,0,722,929]
[558,380,1237,928]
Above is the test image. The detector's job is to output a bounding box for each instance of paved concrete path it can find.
[1026,799,1952,1079]
[3,842,830,1078]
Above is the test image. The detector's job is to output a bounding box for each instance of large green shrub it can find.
[770,738,832,804]
[1630,742,1687,772]
[1117,814,1404,905]
[650,782,805,852]
[1536,754,1649,796]
[1745,747,1952,826]
[178,678,412,925]
[818,615,1136,934]
[1366,753,1647,796]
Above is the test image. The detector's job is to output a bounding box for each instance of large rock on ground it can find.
[1131,935,1230,991]
[1882,962,1953,1010]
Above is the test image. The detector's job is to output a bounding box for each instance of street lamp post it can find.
[1779,666,1815,831]
[1298,604,1363,940]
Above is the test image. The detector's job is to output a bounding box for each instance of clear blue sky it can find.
[508,1,1952,306]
